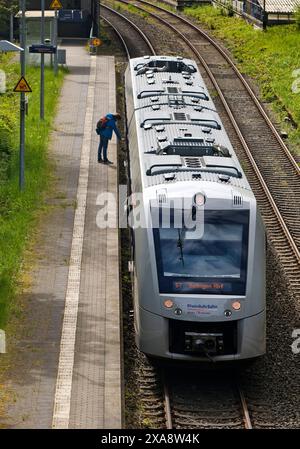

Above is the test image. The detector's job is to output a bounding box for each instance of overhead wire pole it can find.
[19,0,26,190]
[54,8,58,76]
[40,0,45,119]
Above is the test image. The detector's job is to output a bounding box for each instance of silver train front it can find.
[131,186,266,361]
[125,55,266,361]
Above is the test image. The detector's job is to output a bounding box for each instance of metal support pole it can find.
[19,0,26,190]
[50,19,53,67]
[10,12,14,42]
[54,9,58,76]
[40,0,45,120]
[262,0,267,30]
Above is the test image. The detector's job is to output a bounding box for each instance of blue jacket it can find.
[98,113,121,140]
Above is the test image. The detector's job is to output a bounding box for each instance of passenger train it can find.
[125,56,266,361]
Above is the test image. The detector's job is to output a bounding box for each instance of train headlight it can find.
[194,192,206,207]
[163,299,174,309]
[232,301,241,311]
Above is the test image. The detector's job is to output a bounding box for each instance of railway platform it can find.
[1,41,122,429]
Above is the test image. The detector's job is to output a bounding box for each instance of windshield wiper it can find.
[177,228,185,266]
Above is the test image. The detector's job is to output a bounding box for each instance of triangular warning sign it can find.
[13,76,32,93]
[50,0,63,9]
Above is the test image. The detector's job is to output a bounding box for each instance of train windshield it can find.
[153,210,249,295]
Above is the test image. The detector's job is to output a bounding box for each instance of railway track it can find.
[100,4,156,57]
[104,2,300,429]
[164,373,253,429]
[138,360,253,429]
[108,0,300,293]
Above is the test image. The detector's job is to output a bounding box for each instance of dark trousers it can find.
[98,136,109,161]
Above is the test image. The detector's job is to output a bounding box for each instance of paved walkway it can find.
[1,41,122,429]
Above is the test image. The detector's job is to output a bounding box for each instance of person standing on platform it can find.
[96,113,122,164]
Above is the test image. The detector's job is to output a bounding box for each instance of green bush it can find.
[295,6,300,30]
[0,0,18,37]
[0,58,65,328]
[227,2,234,17]
[0,104,17,181]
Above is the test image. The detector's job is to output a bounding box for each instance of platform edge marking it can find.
[52,56,96,429]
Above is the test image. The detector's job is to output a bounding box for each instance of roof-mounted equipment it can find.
[134,59,197,74]
[146,155,182,176]
[137,89,165,99]
[145,155,241,178]
[155,138,231,158]
[140,112,221,130]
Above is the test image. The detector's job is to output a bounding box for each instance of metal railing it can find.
[212,0,296,28]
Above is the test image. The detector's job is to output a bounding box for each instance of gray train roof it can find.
[127,56,251,192]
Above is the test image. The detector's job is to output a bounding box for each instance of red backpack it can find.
[96,116,109,134]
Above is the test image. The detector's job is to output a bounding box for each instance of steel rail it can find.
[237,385,253,429]
[162,371,252,429]
[101,3,156,56]
[162,375,173,429]
[132,0,300,176]
[104,3,298,429]
[100,14,131,59]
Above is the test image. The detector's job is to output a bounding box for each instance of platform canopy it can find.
[0,40,24,52]
[257,0,300,13]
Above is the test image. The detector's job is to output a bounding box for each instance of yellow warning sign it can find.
[13,76,32,93]
[91,38,102,47]
[50,0,63,9]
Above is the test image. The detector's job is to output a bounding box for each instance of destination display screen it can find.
[173,281,232,294]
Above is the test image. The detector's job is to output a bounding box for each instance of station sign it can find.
[91,38,102,47]
[49,0,63,9]
[13,76,32,93]
[29,44,57,54]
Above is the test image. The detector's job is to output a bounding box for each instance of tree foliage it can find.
[0,0,18,32]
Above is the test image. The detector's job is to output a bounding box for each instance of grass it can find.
[0,55,65,329]
[184,5,300,155]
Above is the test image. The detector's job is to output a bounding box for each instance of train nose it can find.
[194,338,216,352]
[184,332,224,355]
